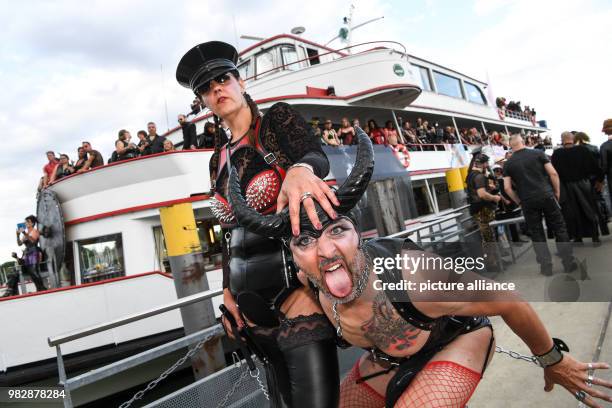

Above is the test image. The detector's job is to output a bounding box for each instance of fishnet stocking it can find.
[339,360,385,408]
[395,361,481,408]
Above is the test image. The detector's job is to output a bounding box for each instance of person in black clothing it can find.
[601,119,612,211]
[73,147,88,172]
[199,122,216,149]
[136,130,151,156]
[492,164,524,243]
[146,122,166,154]
[49,153,74,183]
[466,153,503,272]
[176,40,340,408]
[552,132,605,244]
[113,129,139,162]
[2,216,47,297]
[503,135,575,276]
[190,97,201,116]
[178,114,197,150]
[442,126,457,144]
[78,141,104,172]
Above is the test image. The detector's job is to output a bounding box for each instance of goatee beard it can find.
[308,251,368,304]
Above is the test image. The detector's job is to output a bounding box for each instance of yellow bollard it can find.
[159,202,225,378]
[446,168,464,193]
[446,168,467,208]
[459,166,469,189]
[159,203,201,256]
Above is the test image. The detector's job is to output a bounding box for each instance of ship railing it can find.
[502,108,535,122]
[405,143,463,152]
[47,288,224,408]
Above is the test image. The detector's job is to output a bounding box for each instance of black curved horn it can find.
[227,166,291,237]
[334,126,375,213]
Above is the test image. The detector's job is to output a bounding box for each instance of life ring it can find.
[498,108,506,120]
[392,144,411,168]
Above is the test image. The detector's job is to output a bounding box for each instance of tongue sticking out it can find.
[324,266,353,298]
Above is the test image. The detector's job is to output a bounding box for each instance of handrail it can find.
[386,205,469,239]
[48,288,223,346]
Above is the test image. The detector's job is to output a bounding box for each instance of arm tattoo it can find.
[361,292,421,351]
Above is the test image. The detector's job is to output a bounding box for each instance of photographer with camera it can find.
[2,216,47,297]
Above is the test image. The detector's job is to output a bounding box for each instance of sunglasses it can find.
[198,72,233,94]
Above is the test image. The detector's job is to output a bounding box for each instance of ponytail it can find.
[243,92,260,146]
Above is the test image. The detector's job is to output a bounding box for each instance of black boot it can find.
[27,265,47,292]
[278,314,339,408]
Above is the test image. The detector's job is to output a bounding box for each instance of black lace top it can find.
[213,102,330,288]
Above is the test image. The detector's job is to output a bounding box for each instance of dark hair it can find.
[78,147,84,152]
[82,141,90,145]
[46,150,55,155]
[137,130,147,137]
[25,215,37,225]
[368,119,378,129]
[118,129,129,140]
[147,122,156,127]
[60,154,69,160]
[205,122,215,131]
[574,131,590,144]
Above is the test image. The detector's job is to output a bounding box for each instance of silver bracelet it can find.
[289,162,314,173]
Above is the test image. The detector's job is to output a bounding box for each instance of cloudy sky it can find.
[0,0,610,264]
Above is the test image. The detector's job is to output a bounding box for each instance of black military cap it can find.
[176,41,239,95]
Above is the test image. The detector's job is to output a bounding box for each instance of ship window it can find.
[465,82,486,104]
[281,45,300,71]
[415,65,432,91]
[306,48,320,65]
[153,219,223,275]
[77,233,125,283]
[255,49,278,78]
[237,60,251,80]
[433,71,463,99]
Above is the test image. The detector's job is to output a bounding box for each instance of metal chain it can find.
[216,355,269,407]
[250,360,270,401]
[216,366,250,408]
[495,345,539,365]
[118,333,216,408]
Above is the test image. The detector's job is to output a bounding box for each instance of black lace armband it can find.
[260,102,330,178]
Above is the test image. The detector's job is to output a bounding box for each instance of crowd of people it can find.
[311,116,552,151]
[467,119,612,277]
[496,96,537,121]
[39,115,229,189]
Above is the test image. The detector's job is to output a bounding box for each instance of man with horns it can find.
[228,130,612,408]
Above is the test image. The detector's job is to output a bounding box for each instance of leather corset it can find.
[229,227,300,327]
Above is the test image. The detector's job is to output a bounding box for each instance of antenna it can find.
[240,35,265,41]
[160,64,170,131]
[232,13,240,49]
[325,9,384,46]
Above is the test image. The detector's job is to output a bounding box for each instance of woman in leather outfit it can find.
[176,41,340,408]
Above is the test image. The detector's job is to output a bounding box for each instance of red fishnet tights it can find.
[339,359,386,408]
[395,361,481,408]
